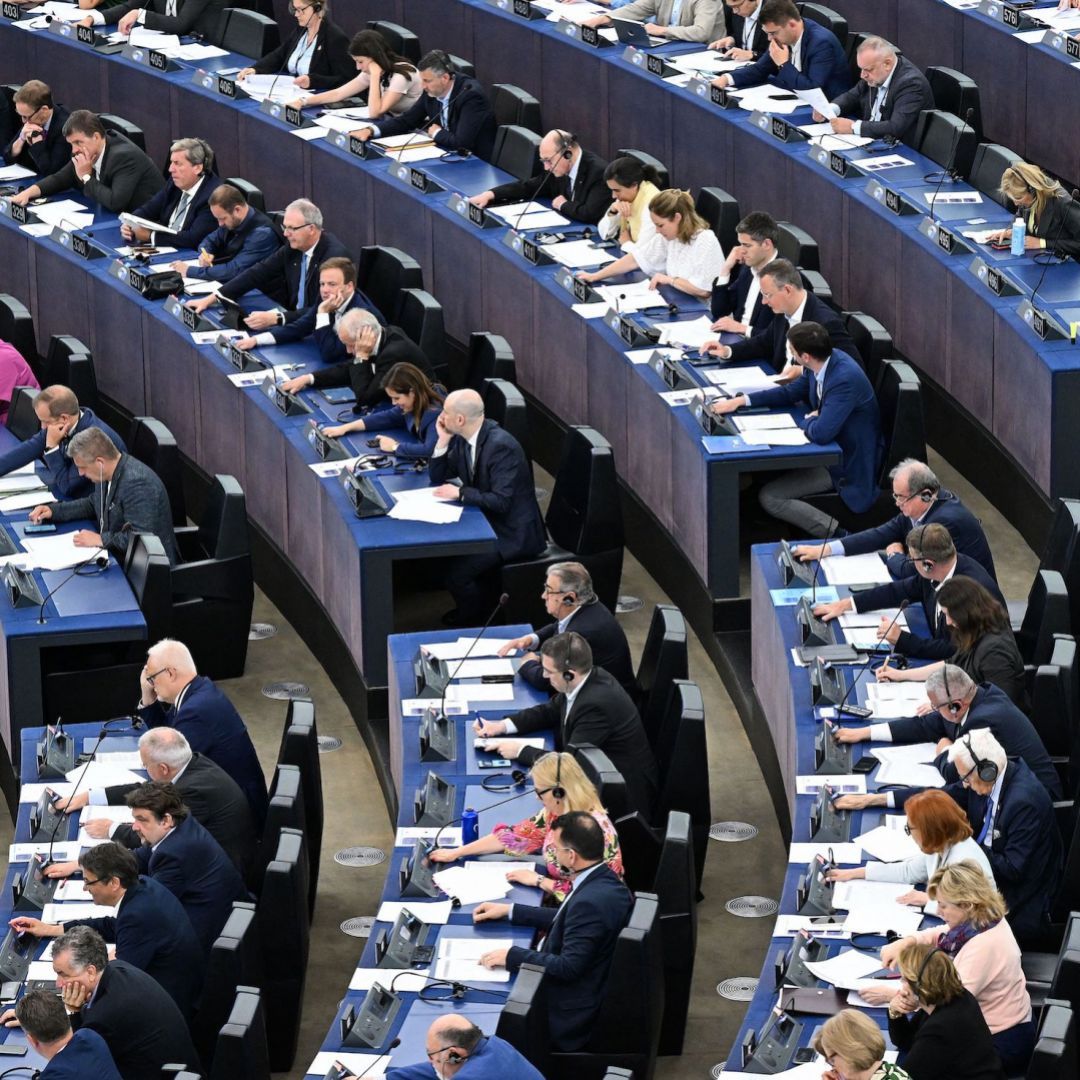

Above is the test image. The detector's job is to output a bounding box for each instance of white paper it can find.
[847,980,899,1007]
[476,737,545,752]
[866,682,930,702]
[667,49,747,73]
[315,112,370,135]
[374,133,437,149]
[838,607,907,629]
[853,824,922,864]
[811,133,873,150]
[594,279,663,312]
[176,42,228,60]
[30,202,94,230]
[382,145,447,163]
[485,201,551,223]
[654,315,717,349]
[733,413,797,431]
[451,659,515,679]
[0,490,54,512]
[376,900,454,925]
[127,28,180,51]
[625,346,678,366]
[63,763,144,788]
[54,880,92,902]
[0,473,52,494]
[20,532,101,572]
[19,782,75,804]
[793,87,832,115]
[659,389,701,407]
[756,428,810,446]
[432,863,536,905]
[117,212,175,236]
[821,553,894,586]
[772,914,850,939]
[26,959,58,982]
[395,826,462,847]
[290,126,331,142]
[795,774,867,795]
[833,879,921,910]
[0,164,36,181]
[42,902,114,923]
[803,948,883,988]
[9,841,80,862]
[434,937,513,983]
[540,240,617,269]
[443,683,516,703]
[871,743,937,766]
[82,806,134,824]
[707,367,786,392]
[851,154,914,171]
[572,303,606,318]
[237,74,301,102]
[400,699,466,717]
[420,637,519,661]
[873,761,945,789]
[512,210,577,230]
[348,967,429,992]
[306,1053,391,1078]
[789,843,863,864]
[841,903,923,936]
[921,190,983,208]
[20,223,55,238]
[729,85,803,114]
[308,457,361,478]
[227,364,302,389]
[96,751,144,768]
[532,0,606,20]
[387,498,463,525]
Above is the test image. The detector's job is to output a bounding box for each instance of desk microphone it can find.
[926,107,974,214]
[435,592,510,722]
[810,514,841,608]
[35,545,109,625]
[1030,188,1080,308]
[264,24,303,105]
[833,599,909,718]
[511,168,557,235]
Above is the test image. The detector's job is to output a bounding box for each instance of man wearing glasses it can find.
[187,197,350,332]
[2,80,70,177]
[709,0,767,60]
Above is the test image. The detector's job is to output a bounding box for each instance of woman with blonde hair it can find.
[990,160,1080,258]
[812,1009,912,1080]
[577,188,725,298]
[880,862,1032,1073]
[427,752,622,901]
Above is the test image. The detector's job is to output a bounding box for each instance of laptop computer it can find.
[612,18,667,47]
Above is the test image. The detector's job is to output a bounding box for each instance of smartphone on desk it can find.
[478,758,513,769]
[25,523,56,534]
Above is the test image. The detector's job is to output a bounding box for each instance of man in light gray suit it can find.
[584,0,721,42]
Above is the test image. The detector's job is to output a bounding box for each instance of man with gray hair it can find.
[121,136,219,249]
[793,457,996,581]
[188,196,350,330]
[430,389,545,625]
[278,304,432,411]
[814,36,934,145]
[28,427,178,564]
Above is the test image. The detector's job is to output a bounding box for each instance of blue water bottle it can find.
[1010,215,1026,257]
[461,807,479,845]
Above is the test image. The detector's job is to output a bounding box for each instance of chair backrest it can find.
[44,334,90,386]
[874,360,926,485]
[913,109,978,181]
[123,533,172,643]
[224,176,266,213]
[800,269,836,311]
[465,332,516,392]
[209,987,271,1080]
[99,113,146,151]
[844,311,893,388]
[63,354,99,414]
[969,143,1023,208]
[695,187,741,255]
[926,66,982,143]
[845,31,879,81]
[217,9,279,57]
[396,288,446,376]
[1017,570,1071,668]
[446,54,476,78]
[490,84,542,133]
[636,604,689,746]
[7,387,40,442]
[775,221,820,271]
[259,765,305,871]
[1049,913,1080,1013]
[572,745,628,822]
[614,147,669,189]
[128,416,186,525]
[0,294,38,371]
[1040,500,1080,643]
[1032,634,1077,764]
[367,20,421,64]
[278,714,322,916]
[482,379,530,464]
[198,475,249,559]
[1026,1001,1077,1080]
[491,124,542,182]
[546,426,623,555]
[495,963,548,1065]
[798,2,847,45]
[356,245,424,325]
[614,811,662,893]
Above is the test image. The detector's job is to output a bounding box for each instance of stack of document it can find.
[9,840,81,862]
[831,880,925,935]
[126,27,181,53]
[236,74,300,103]
[175,42,228,60]
[64,762,144,788]
[29,200,94,231]
[727,84,803,115]
[872,743,937,767]
[732,414,809,446]
[82,805,135,825]
[375,900,454,925]
[705,368,786,394]
[450,658,514,680]
[854,818,921,863]
[654,316,717,349]
[803,948,884,989]
[798,122,873,150]
[788,841,862,864]
[420,636,519,660]
[485,202,572,231]
[433,937,513,983]
[1029,4,1080,29]
[24,3,86,22]
[20,533,103,572]
[443,683,515,703]
[592,280,656,311]
[666,50,748,76]
[387,487,463,525]
[540,240,617,269]
[874,760,945,789]
[531,0,607,21]
[431,861,536,905]
[42,902,115,923]
[307,1052,392,1078]
[350,967,429,993]
[0,164,36,182]
[864,682,928,718]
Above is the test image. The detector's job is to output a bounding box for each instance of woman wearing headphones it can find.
[427,752,623,902]
[988,161,1080,259]
[286,29,421,117]
[881,864,1031,1074]
[813,1009,913,1080]
[237,1,354,93]
[874,577,1027,709]
[886,943,1004,1080]
[322,363,442,458]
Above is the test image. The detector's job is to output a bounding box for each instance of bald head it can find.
[440,389,485,439]
[539,129,578,177]
[424,1015,483,1075]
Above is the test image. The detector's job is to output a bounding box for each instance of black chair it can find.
[1030,634,1078,766]
[0,294,38,374]
[224,176,265,213]
[277,706,322,916]
[800,269,836,310]
[128,416,186,526]
[208,987,271,1080]
[171,475,253,680]
[258,827,309,1071]
[463,331,516,393]
[43,334,90,387]
[7,387,40,442]
[844,311,894,388]
[969,143,1024,208]
[844,30,878,82]
[1022,912,1080,1013]
[191,902,264,1070]
[99,113,146,152]
[1040,501,1080,644]
[356,245,423,325]
[695,187,741,255]
[1025,1001,1077,1080]
[1050,806,1080,929]
[636,604,688,749]
[367,20,421,64]
[616,811,663,892]
[496,963,547,1065]
[491,124,542,182]
[501,426,624,629]
[1015,570,1071,668]
[396,288,447,379]
[57,353,97,414]
[912,109,978,181]
[572,745,628,822]
[482,378,531,465]
[615,148,669,189]
[491,84,542,134]
[217,9,279,57]
[255,764,305,889]
[447,54,476,78]
[798,2,847,45]
[775,221,820,271]
[926,66,982,144]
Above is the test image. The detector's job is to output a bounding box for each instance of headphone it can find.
[551,752,567,802]
[912,946,942,1000]
[916,488,934,503]
[559,634,575,684]
[309,0,324,11]
[555,131,576,160]
[963,734,998,784]
[480,767,528,793]
[430,50,455,75]
[941,666,963,717]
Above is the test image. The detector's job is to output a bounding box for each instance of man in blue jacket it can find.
[13,990,122,1080]
[379,1015,544,1080]
[710,320,883,537]
[714,0,852,100]
[0,385,126,498]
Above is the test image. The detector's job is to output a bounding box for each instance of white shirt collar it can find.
[151,825,176,853]
[178,175,206,201]
[556,606,579,635]
[566,150,581,192]
[173,679,195,712]
[875,63,898,99]
[564,668,591,711]
[787,292,809,325]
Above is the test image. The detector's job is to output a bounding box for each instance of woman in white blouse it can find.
[287,30,421,118]
[577,188,725,299]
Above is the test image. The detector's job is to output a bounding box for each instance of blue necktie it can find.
[668,0,684,25]
[440,99,449,129]
[976,796,994,845]
[297,251,310,308]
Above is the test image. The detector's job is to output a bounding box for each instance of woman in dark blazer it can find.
[888,943,1005,1080]
[992,161,1080,260]
[237,0,353,93]
[877,576,1027,710]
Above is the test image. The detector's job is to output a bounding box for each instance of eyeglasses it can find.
[282,222,315,234]
[288,3,313,13]
[426,1047,455,1061]
[534,786,554,798]
[541,585,567,596]
[903,824,913,836]
[144,667,168,685]
[959,761,978,787]
[82,876,104,888]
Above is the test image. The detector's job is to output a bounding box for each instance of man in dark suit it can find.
[499,562,635,696]
[121,137,218,250]
[470,130,610,225]
[187,197,350,331]
[715,0,853,100]
[703,258,862,372]
[474,812,633,1051]
[279,308,433,412]
[383,1015,544,1080]
[477,632,658,816]
[429,388,546,625]
[126,783,248,951]
[48,927,200,1080]
[12,990,122,1080]
[3,81,71,177]
[13,843,204,1019]
[815,524,1005,659]
[711,321,883,537]
[818,37,934,146]
[81,0,225,37]
[11,110,164,213]
[359,50,497,161]
[793,458,996,582]
[29,426,179,564]
[710,0,767,59]
[0,385,126,498]
[710,210,780,338]
[137,638,268,826]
